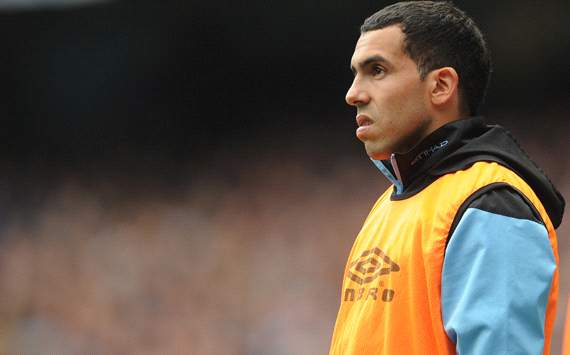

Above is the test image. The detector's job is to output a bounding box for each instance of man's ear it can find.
[428,67,459,107]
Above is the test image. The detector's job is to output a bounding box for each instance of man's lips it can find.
[356,114,374,127]
[356,114,374,139]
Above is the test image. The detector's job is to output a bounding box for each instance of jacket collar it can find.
[372,117,486,196]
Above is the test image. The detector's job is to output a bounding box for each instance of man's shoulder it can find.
[463,184,543,224]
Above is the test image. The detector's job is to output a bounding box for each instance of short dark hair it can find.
[361,1,491,115]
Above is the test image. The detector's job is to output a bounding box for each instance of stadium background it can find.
[0,0,568,353]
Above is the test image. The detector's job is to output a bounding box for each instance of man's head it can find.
[347,1,491,160]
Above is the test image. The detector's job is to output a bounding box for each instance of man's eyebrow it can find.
[350,55,390,74]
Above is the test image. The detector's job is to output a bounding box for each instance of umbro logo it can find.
[346,247,400,284]
[344,247,400,303]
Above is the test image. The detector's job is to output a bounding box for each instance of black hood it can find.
[382,117,565,228]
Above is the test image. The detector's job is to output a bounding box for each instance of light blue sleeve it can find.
[441,208,556,355]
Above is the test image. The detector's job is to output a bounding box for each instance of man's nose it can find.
[345,79,370,106]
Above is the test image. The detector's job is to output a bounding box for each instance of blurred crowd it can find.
[0,154,384,354]
[0,112,568,354]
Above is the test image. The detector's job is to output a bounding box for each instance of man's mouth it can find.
[356,114,374,127]
[356,114,374,139]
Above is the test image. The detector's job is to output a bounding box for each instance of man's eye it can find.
[373,66,385,76]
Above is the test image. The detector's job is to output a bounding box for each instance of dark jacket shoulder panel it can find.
[447,183,546,248]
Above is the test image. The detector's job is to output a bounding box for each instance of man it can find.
[329,2,565,355]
